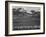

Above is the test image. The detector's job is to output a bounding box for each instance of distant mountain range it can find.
[13,8,40,17]
[13,11,40,17]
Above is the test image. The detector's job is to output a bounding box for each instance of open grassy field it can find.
[13,15,40,30]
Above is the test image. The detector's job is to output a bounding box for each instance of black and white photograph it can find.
[5,1,45,36]
[13,7,40,30]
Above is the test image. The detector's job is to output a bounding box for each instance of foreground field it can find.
[13,15,40,30]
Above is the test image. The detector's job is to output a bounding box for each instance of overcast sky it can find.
[13,6,40,11]
[13,6,40,14]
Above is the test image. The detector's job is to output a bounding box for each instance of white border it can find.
[8,2,43,34]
